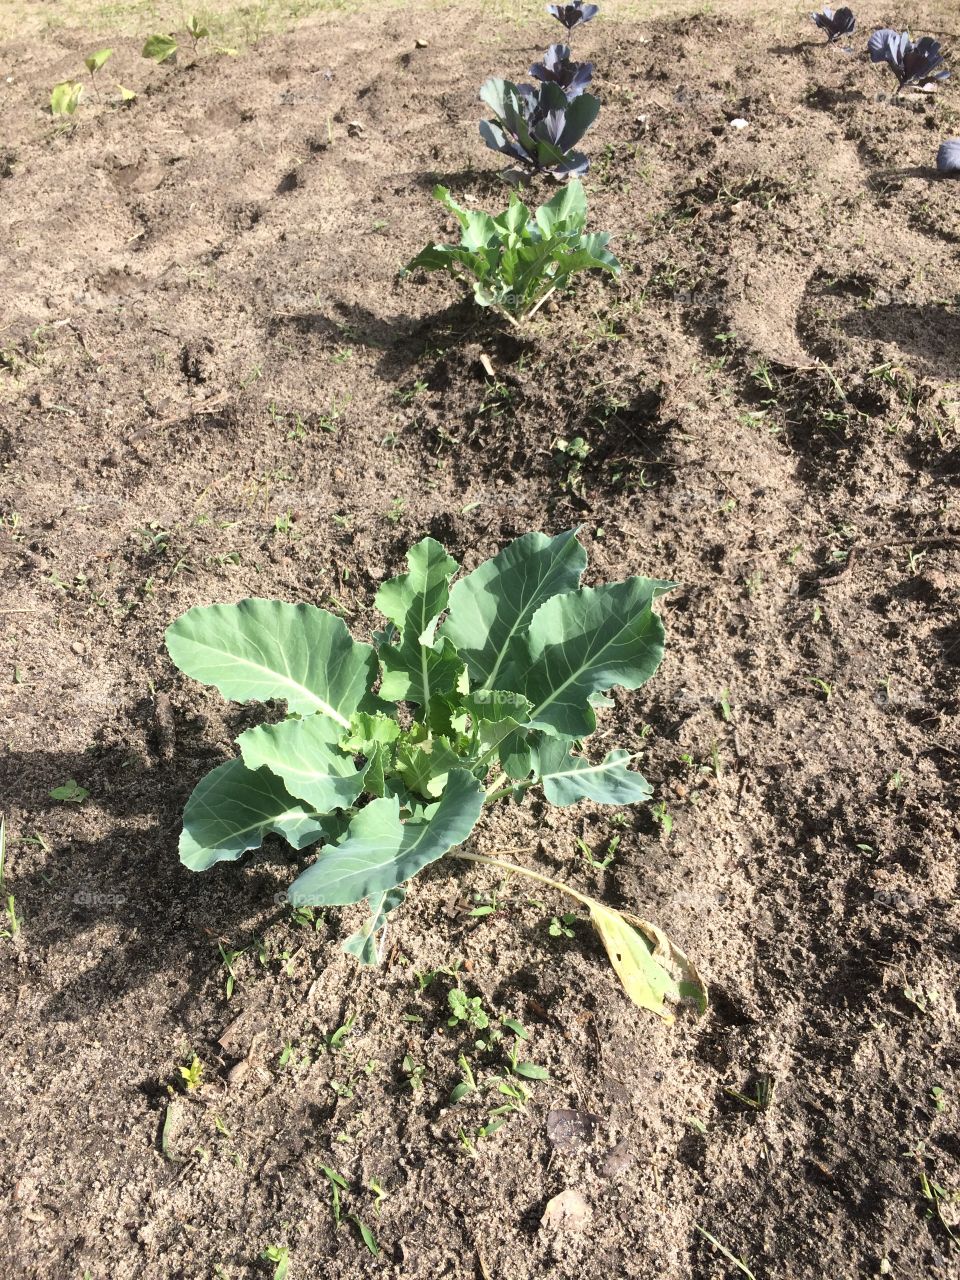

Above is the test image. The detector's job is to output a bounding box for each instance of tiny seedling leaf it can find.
[49,779,88,803]
[84,48,114,73]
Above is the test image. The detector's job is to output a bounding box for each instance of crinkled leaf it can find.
[289,769,484,905]
[165,599,377,728]
[396,736,463,799]
[590,900,706,1022]
[237,715,367,812]
[340,712,401,754]
[517,577,674,737]
[442,528,586,690]
[535,739,653,806]
[375,538,464,710]
[343,887,407,965]
[180,759,340,871]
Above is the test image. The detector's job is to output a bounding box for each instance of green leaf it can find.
[50,80,83,115]
[534,180,587,238]
[441,529,586,691]
[589,901,707,1021]
[375,538,464,711]
[395,735,462,799]
[49,779,89,803]
[238,715,367,812]
[84,48,113,73]
[362,742,389,798]
[165,599,377,728]
[117,84,137,102]
[289,769,484,906]
[142,34,177,62]
[340,711,401,753]
[179,759,340,871]
[518,578,674,737]
[342,886,407,965]
[534,739,653,807]
[512,1061,549,1080]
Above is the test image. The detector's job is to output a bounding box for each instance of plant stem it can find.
[523,287,557,321]
[451,850,594,909]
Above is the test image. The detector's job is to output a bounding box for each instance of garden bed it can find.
[1,2,958,1276]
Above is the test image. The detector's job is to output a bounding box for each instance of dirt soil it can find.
[2,2,960,1277]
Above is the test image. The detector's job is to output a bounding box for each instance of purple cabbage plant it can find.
[868,30,950,95]
[530,43,594,99]
[480,77,601,181]
[546,3,598,32]
[811,7,856,43]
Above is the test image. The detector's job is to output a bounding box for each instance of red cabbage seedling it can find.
[480,77,600,180]
[530,43,594,99]
[811,7,856,42]
[868,30,950,95]
[547,3,598,31]
[938,139,960,174]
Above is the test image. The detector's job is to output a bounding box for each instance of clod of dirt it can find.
[545,1108,601,1152]
[598,1138,634,1179]
[541,1189,591,1231]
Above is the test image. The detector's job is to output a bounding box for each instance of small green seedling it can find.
[447,989,489,1032]
[401,1054,426,1090]
[178,1054,203,1091]
[406,181,620,326]
[0,816,20,940]
[450,1052,478,1103]
[84,48,113,100]
[165,529,707,1023]
[218,943,244,999]
[187,15,210,49]
[260,1244,290,1280]
[549,912,577,938]
[49,779,88,804]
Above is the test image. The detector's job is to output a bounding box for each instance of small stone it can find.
[541,1188,590,1231]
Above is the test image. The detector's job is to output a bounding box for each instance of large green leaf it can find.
[165,599,376,728]
[516,578,674,737]
[441,529,586,691]
[376,538,464,710]
[237,716,367,812]
[289,769,484,906]
[534,181,587,238]
[534,738,653,807]
[180,759,338,871]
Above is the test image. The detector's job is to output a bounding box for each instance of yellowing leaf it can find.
[589,901,706,1021]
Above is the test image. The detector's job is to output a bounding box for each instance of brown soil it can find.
[2,3,959,1278]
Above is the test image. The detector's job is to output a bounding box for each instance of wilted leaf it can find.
[589,900,707,1021]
